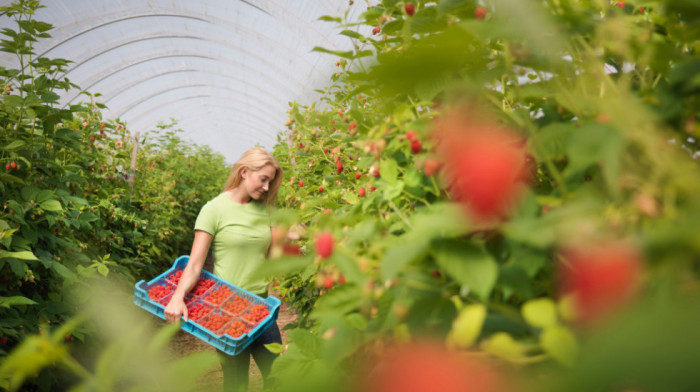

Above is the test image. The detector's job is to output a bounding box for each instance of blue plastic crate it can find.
[133,255,281,356]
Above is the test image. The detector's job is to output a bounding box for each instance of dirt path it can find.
[165,254,298,391]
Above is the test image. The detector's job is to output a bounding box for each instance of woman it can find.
[164,146,283,391]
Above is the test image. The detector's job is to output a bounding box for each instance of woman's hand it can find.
[164,297,189,323]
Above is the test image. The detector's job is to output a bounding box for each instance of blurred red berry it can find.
[10,162,17,169]
[372,26,381,35]
[359,187,366,197]
[4,164,9,171]
[559,242,643,325]
[318,186,324,193]
[406,131,417,141]
[355,172,362,179]
[323,276,334,289]
[315,232,334,258]
[474,6,487,20]
[370,185,376,192]
[299,180,304,187]
[410,139,422,154]
[616,1,625,8]
[336,161,343,174]
[338,275,346,285]
[282,243,301,256]
[298,142,304,149]
[363,340,505,392]
[349,123,357,132]
[432,105,529,222]
[405,4,415,16]
[424,158,442,176]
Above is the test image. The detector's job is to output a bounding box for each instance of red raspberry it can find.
[315,232,334,258]
[559,243,643,325]
[410,139,422,154]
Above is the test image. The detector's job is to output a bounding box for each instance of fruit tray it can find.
[133,255,281,356]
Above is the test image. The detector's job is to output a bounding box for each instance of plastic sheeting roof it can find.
[0,0,366,163]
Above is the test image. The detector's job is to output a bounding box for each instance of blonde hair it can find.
[224,147,282,206]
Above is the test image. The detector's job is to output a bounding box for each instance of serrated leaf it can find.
[381,239,430,280]
[433,239,497,300]
[382,180,404,201]
[39,199,62,212]
[97,264,109,277]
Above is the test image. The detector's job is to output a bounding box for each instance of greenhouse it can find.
[1,0,699,391]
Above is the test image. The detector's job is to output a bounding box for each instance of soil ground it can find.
[164,254,297,391]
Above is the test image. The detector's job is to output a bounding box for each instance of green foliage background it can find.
[0,1,227,389]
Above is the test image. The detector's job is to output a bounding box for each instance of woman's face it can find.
[242,164,276,200]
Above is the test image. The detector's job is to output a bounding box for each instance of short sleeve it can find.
[194,200,218,235]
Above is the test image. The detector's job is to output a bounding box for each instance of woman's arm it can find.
[164,230,213,322]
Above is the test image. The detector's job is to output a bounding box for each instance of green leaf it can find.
[433,239,498,300]
[380,158,398,185]
[50,261,74,279]
[39,199,62,212]
[264,343,285,354]
[146,321,181,354]
[522,298,558,329]
[311,46,355,59]
[534,122,576,160]
[339,29,365,41]
[0,296,37,308]
[2,140,25,150]
[34,190,54,203]
[541,325,579,367]
[408,203,470,239]
[97,264,109,277]
[287,329,321,359]
[318,15,342,22]
[0,250,38,261]
[344,313,368,330]
[381,239,430,280]
[382,180,404,201]
[334,248,365,284]
[312,285,363,319]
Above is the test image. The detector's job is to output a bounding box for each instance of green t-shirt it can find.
[194,193,271,295]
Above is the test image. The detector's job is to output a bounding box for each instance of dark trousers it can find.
[218,322,282,392]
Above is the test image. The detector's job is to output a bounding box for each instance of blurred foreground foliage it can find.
[265,0,700,391]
